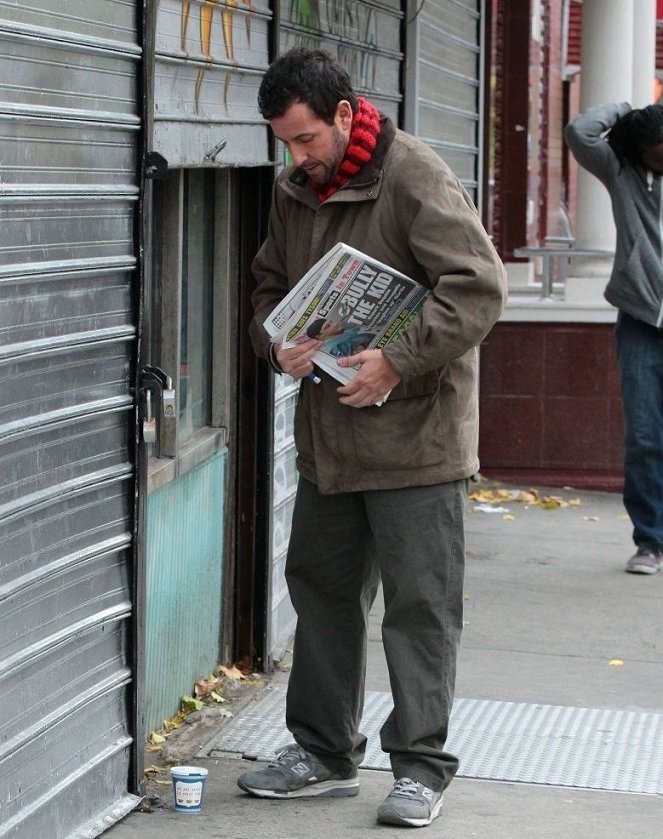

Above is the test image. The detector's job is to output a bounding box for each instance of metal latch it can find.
[143,389,157,444]
[140,365,176,445]
[162,387,176,418]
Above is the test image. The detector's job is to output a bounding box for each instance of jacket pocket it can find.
[385,369,441,401]
[350,386,446,471]
[617,240,663,310]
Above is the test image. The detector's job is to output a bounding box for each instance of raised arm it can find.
[564,101,631,183]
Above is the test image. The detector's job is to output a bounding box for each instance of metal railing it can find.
[513,245,614,299]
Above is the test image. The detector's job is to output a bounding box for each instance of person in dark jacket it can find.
[565,103,663,575]
[239,48,506,828]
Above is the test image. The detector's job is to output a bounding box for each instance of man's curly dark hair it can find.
[258,47,358,124]
[607,104,663,169]
[306,318,327,338]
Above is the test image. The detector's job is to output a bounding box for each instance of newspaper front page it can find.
[264,243,429,391]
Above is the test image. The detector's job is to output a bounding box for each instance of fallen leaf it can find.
[148,732,166,745]
[181,695,204,712]
[609,659,624,667]
[468,486,582,510]
[195,674,221,699]
[583,516,600,522]
[502,514,515,521]
[218,664,246,681]
[468,490,499,503]
[163,710,187,731]
[541,499,562,510]
[514,490,539,504]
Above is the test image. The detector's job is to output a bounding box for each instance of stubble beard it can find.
[311,125,348,185]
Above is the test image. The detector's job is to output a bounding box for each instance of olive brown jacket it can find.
[250,116,507,495]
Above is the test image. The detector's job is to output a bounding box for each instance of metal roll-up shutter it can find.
[154,0,272,167]
[278,0,403,121]
[405,0,484,206]
[266,3,404,662]
[0,2,142,836]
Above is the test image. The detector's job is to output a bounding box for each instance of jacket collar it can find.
[286,114,396,195]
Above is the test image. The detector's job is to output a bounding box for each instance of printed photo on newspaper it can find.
[264,243,430,395]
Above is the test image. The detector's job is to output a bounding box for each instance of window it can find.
[147,167,238,489]
[180,171,214,440]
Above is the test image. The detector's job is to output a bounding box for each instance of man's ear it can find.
[336,100,353,130]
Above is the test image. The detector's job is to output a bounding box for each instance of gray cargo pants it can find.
[284,476,467,793]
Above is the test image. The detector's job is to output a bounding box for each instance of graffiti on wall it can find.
[180,0,255,112]
[286,0,379,92]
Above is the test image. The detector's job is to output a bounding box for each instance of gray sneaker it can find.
[377,778,443,827]
[625,546,661,575]
[237,744,359,799]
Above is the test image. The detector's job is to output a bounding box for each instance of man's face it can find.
[318,320,344,338]
[642,142,663,175]
[270,100,352,185]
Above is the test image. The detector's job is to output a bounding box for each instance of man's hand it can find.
[336,349,401,408]
[275,337,321,379]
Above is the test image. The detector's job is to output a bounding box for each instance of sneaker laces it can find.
[269,744,308,767]
[391,778,421,797]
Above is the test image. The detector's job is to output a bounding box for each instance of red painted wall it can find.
[479,323,624,491]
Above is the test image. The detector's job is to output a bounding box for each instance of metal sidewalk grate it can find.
[200,688,663,795]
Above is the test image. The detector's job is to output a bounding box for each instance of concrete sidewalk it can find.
[105,484,663,838]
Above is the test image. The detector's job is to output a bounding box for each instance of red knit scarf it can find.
[312,96,381,203]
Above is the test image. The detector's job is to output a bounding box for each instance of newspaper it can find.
[264,243,429,394]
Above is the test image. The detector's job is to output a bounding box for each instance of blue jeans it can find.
[615,312,663,551]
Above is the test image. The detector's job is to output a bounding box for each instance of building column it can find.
[632,0,657,107]
[574,0,633,254]
[567,0,655,305]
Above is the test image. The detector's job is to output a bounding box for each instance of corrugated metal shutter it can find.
[0,2,142,836]
[267,2,404,661]
[278,0,403,121]
[405,0,484,205]
[153,0,272,166]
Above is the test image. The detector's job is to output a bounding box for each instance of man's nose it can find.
[289,145,307,167]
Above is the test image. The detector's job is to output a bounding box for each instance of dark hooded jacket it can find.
[565,101,663,329]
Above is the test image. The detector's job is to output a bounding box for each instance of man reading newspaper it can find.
[265,242,431,396]
[243,47,507,828]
